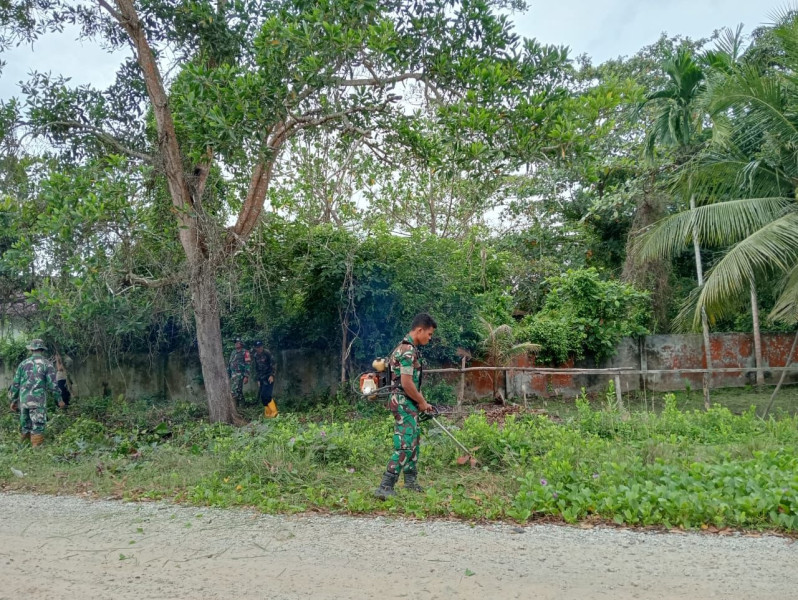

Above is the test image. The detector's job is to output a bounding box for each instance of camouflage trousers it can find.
[230,373,245,405]
[385,394,420,476]
[19,402,47,435]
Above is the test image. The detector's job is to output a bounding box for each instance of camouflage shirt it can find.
[228,349,250,377]
[9,352,59,407]
[251,349,275,381]
[389,335,422,393]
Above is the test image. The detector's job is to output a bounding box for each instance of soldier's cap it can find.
[234,337,243,343]
[254,341,263,347]
[26,339,47,351]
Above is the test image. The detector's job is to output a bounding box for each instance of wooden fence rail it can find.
[425,366,798,375]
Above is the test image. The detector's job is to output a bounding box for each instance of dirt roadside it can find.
[0,492,796,600]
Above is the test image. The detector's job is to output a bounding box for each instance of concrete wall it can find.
[0,347,342,404]
[0,352,206,403]
[1,333,795,403]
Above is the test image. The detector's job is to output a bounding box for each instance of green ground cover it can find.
[2,387,798,532]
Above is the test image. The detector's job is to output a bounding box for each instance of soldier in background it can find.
[252,341,278,418]
[8,339,61,446]
[54,353,74,409]
[227,338,250,407]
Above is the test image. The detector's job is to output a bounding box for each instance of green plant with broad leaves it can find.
[2,389,798,532]
[520,268,651,364]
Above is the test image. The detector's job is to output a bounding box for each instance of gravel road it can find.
[0,492,796,599]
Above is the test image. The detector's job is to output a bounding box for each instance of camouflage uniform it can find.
[385,335,423,476]
[9,343,59,436]
[227,345,250,405]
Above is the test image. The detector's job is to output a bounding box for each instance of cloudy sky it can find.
[0,0,786,99]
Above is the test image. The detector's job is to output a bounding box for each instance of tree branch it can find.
[227,102,391,248]
[101,0,200,260]
[122,272,182,289]
[334,69,444,103]
[97,0,123,22]
[333,72,425,87]
[30,120,154,163]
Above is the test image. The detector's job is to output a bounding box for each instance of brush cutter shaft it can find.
[431,416,471,456]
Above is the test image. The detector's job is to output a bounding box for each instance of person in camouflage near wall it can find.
[8,339,62,446]
[227,338,250,406]
[374,313,437,499]
[252,341,278,418]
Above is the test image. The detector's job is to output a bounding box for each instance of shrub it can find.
[520,268,651,364]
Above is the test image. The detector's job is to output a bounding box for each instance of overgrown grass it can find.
[531,384,798,419]
[2,389,798,532]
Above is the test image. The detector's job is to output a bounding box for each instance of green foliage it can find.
[635,18,798,328]
[3,391,798,532]
[520,315,583,366]
[0,337,26,367]
[237,222,512,363]
[520,268,651,364]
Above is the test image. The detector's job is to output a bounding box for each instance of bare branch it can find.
[333,72,425,87]
[228,102,391,248]
[97,0,124,22]
[334,70,444,103]
[123,272,182,288]
[28,120,154,163]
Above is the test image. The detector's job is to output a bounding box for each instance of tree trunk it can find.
[763,328,798,418]
[690,195,712,410]
[622,187,671,330]
[340,310,349,384]
[191,260,243,425]
[750,281,765,387]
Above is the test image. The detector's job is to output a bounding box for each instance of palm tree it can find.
[641,46,707,157]
[638,44,714,407]
[479,318,540,403]
[636,18,798,387]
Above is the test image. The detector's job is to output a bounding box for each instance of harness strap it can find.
[389,339,424,396]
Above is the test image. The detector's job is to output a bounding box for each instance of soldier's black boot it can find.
[403,470,424,492]
[374,471,399,499]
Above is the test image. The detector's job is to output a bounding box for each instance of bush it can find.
[520,268,651,364]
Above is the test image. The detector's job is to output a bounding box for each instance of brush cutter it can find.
[419,406,477,464]
[354,371,478,466]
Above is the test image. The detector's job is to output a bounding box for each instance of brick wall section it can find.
[488,333,797,400]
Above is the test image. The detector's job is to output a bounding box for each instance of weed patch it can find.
[2,391,798,532]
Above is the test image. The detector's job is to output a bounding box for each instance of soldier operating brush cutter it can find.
[355,360,478,466]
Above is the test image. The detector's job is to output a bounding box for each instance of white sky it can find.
[516,0,782,64]
[0,0,786,99]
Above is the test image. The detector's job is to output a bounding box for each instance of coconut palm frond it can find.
[677,155,788,201]
[716,24,745,63]
[693,212,798,327]
[634,196,795,261]
[769,264,798,324]
[709,69,798,149]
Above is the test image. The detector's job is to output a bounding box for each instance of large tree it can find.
[2,0,568,422]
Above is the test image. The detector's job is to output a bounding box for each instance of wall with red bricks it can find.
[430,333,798,401]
